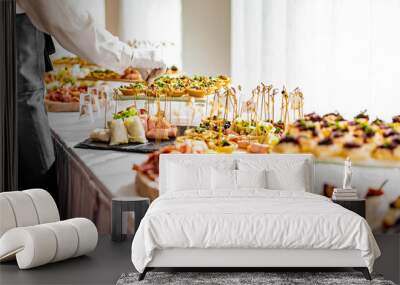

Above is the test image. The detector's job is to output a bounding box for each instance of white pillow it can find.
[167,163,212,191]
[236,169,268,189]
[237,158,309,191]
[266,164,307,191]
[212,169,237,190]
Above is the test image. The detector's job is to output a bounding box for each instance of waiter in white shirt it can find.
[16,0,166,197]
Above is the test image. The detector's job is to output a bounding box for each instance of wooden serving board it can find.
[74,138,176,153]
[135,173,159,202]
[79,77,143,83]
[113,94,209,103]
[45,99,80,112]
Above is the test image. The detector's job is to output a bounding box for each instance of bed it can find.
[131,154,380,280]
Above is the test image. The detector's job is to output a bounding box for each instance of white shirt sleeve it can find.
[16,0,166,72]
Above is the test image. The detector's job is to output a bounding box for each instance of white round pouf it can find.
[65,218,98,257]
[0,196,17,237]
[0,189,98,269]
[0,219,98,269]
[42,221,79,262]
[0,191,39,228]
[0,226,57,269]
[24,189,60,224]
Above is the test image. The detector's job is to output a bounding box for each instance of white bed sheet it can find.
[131,190,380,273]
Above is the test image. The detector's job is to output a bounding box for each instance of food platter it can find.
[52,56,96,67]
[112,93,209,103]
[80,77,143,83]
[113,75,230,100]
[80,67,143,83]
[45,99,80,112]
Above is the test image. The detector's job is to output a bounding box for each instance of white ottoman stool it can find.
[0,189,98,269]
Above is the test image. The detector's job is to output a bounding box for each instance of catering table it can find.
[49,112,147,234]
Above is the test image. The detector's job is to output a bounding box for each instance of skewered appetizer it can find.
[247,142,270,154]
[145,114,177,140]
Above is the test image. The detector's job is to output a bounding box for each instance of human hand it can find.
[137,68,166,83]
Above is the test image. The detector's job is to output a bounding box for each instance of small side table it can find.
[112,196,150,242]
[332,198,366,218]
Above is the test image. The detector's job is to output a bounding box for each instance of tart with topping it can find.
[371,143,398,160]
[393,115,400,123]
[186,83,208,97]
[313,137,341,158]
[215,139,237,154]
[215,75,231,87]
[342,141,370,160]
[119,82,147,95]
[304,112,322,122]
[273,135,301,153]
[323,112,344,122]
[354,110,369,123]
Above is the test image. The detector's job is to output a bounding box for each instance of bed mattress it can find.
[131,190,380,273]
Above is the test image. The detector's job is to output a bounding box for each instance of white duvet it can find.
[131,190,380,273]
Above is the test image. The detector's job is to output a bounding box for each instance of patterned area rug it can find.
[116,272,395,285]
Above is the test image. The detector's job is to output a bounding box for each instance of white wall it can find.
[105,0,119,36]
[52,0,232,75]
[181,0,231,76]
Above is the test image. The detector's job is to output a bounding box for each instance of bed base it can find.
[138,267,371,281]
[138,248,372,281]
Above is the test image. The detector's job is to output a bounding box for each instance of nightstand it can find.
[112,196,150,242]
[332,199,366,218]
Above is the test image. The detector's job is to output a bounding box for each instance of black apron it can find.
[16,14,55,189]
